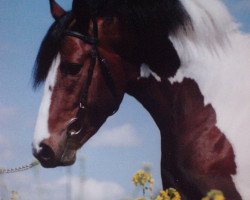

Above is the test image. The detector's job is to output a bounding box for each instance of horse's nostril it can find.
[38,143,55,162]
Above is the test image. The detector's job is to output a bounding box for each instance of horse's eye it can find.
[60,62,82,76]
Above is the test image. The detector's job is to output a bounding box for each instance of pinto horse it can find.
[32,0,250,199]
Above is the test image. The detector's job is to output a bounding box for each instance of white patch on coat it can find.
[138,63,161,82]
[33,54,61,152]
[169,1,250,198]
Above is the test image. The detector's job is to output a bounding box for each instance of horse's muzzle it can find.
[33,143,57,168]
[32,141,76,168]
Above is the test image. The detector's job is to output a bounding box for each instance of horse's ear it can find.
[49,0,66,20]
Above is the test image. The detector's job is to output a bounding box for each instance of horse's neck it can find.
[126,76,216,136]
[127,75,234,160]
[127,76,238,197]
[127,78,171,132]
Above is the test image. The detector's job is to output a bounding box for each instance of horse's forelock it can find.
[33,12,74,89]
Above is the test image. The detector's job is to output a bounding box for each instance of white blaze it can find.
[169,0,250,198]
[33,54,61,152]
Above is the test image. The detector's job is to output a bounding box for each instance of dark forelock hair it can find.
[33,12,73,88]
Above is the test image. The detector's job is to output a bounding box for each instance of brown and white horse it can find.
[32,0,250,199]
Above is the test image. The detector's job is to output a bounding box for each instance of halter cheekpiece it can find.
[62,18,118,147]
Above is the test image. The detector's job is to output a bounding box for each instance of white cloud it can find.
[89,124,141,147]
[2,173,126,200]
[71,177,126,200]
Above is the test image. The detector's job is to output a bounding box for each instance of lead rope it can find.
[0,160,40,174]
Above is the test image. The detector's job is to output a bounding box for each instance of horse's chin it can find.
[60,148,77,166]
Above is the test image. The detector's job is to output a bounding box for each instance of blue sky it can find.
[0,0,249,199]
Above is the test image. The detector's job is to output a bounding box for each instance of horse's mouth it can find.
[59,120,84,166]
[60,142,77,166]
[33,128,95,168]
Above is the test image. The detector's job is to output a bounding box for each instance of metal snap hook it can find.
[79,102,85,109]
[69,127,82,136]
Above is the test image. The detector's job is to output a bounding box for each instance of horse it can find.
[32,0,250,199]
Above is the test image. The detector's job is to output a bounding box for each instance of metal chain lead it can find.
[0,160,40,174]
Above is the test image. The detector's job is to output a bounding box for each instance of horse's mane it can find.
[73,0,239,63]
[33,12,73,88]
[73,0,191,38]
[170,0,239,63]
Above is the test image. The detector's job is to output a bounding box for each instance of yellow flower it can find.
[132,170,153,187]
[201,190,225,200]
[155,188,181,200]
[155,190,170,200]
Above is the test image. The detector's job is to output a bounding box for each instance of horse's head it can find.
[33,0,181,168]
[32,0,128,167]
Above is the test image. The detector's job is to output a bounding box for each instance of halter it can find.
[62,18,118,150]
